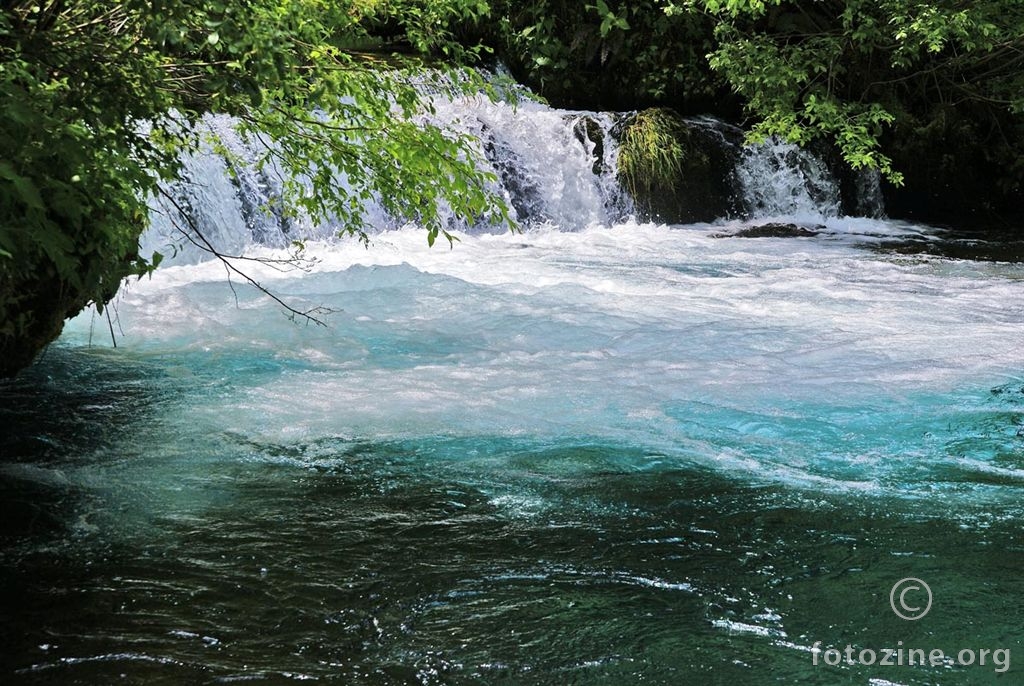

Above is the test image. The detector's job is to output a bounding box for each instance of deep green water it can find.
[2,224,1024,684]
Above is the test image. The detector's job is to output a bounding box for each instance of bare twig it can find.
[154,186,335,326]
[105,307,117,348]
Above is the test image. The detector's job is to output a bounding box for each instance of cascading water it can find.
[3,75,1023,686]
[143,86,877,267]
[436,100,631,230]
[145,94,634,267]
[735,138,843,221]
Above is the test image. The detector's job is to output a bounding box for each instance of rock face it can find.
[614,108,742,224]
[481,125,546,224]
[0,215,142,378]
[1,271,88,378]
[572,116,607,176]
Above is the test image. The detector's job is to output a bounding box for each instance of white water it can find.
[142,96,631,265]
[65,91,1024,500]
[66,223,1024,497]
[736,139,842,221]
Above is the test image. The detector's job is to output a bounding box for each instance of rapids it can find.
[2,87,1022,685]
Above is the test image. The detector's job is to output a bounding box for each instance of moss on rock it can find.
[615,108,740,223]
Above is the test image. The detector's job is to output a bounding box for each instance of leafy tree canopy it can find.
[3,0,1023,376]
[479,0,1022,205]
[667,0,1024,186]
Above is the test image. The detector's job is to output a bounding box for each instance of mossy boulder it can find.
[615,108,741,223]
[0,270,88,377]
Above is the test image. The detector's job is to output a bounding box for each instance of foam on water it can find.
[735,138,842,222]
[64,219,1024,500]
[9,78,1024,686]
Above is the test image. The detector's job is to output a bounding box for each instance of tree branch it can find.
[154,186,335,326]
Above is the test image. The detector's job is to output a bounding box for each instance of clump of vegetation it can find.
[668,0,1024,222]
[617,108,691,197]
[614,107,738,222]
[4,0,1023,376]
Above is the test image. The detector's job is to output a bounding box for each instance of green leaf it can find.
[0,162,44,210]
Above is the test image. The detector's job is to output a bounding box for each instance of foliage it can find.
[471,0,1021,218]
[4,0,1023,375]
[616,108,690,197]
[478,0,719,110]
[663,0,1024,189]
[0,0,509,374]
[615,107,739,222]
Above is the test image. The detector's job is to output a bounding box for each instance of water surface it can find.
[2,222,1023,684]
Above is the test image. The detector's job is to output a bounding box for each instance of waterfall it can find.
[423,98,632,232]
[141,78,883,266]
[20,67,1024,686]
[735,138,843,221]
[142,99,632,265]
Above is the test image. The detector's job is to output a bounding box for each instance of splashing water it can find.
[735,138,842,222]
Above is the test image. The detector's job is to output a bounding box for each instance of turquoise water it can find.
[2,222,1024,684]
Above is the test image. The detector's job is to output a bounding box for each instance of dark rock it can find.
[1,211,143,379]
[572,115,606,175]
[615,109,743,224]
[713,222,823,238]
[481,128,546,224]
[0,266,116,378]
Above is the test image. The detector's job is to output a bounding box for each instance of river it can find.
[1,91,1023,685]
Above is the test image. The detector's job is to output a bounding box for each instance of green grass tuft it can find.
[616,108,690,197]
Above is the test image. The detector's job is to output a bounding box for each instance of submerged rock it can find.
[712,222,823,238]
